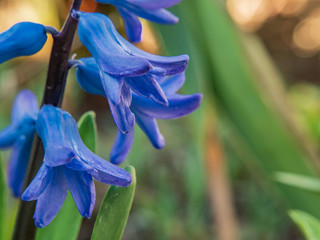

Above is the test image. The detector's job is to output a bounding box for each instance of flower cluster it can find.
[21,105,131,227]
[0,0,201,228]
[77,12,190,134]
[76,58,202,164]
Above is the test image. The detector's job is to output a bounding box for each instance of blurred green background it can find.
[2,0,320,239]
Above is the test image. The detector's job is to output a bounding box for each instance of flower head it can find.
[75,58,202,164]
[0,22,48,64]
[21,105,132,228]
[77,12,188,133]
[0,90,38,196]
[95,0,181,42]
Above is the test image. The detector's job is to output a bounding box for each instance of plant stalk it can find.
[12,1,82,239]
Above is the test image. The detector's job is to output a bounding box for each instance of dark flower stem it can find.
[12,1,82,239]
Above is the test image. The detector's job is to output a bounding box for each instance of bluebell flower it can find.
[21,105,132,228]
[77,12,189,133]
[0,90,38,197]
[0,22,48,64]
[96,0,181,42]
[75,58,202,165]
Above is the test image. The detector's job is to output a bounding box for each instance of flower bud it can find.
[0,22,48,63]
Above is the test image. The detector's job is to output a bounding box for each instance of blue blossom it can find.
[0,90,38,197]
[0,22,48,64]
[95,0,181,42]
[75,58,202,165]
[77,12,189,133]
[21,105,132,228]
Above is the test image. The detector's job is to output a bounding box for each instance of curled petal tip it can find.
[110,157,124,165]
[110,130,134,165]
[152,134,165,149]
[121,173,132,187]
[34,220,46,229]
[194,93,203,105]
[21,192,31,201]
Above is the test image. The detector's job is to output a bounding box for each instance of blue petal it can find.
[118,7,142,43]
[0,22,47,64]
[100,71,123,105]
[126,0,182,9]
[43,146,76,167]
[130,8,178,24]
[110,130,134,165]
[8,134,34,197]
[0,125,19,148]
[76,58,105,96]
[21,164,53,201]
[63,168,95,218]
[160,73,185,96]
[131,93,203,119]
[134,111,165,148]
[76,58,168,106]
[125,73,168,105]
[79,12,186,76]
[108,83,135,134]
[112,30,189,75]
[60,109,132,187]
[37,105,76,166]
[149,67,166,76]
[96,0,179,23]
[65,157,94,171]
[78,13,151,77]
[33,167,68,228]
[0,90,38,149]
[90,168,132,187]
[11,90,38,124]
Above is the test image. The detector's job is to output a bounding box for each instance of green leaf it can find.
[78,111,97,153]
[289,210,320,240]
[0,153,5,240]
[91,165,136,240]
[36,111,98,240]
[274,172,320,193]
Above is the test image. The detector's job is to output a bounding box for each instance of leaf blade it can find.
[289,210,320,240]
[274,172,320,193]
[78,111,98,153]
[91,165,136,240]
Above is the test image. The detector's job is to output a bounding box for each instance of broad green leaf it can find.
[274,172,320,193]
[0,153,5,240]
[91,165,136,240]
[36,111,98,240]
[78,111,98,153]
[289,210,320,240]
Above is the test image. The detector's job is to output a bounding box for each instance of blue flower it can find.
[77,12,188,133]
[95,0,181,42]
[0,90,38,197]
[0,22,48,64]
[21,105,132,228]
[111,73,202,164]
[75,58,202,165]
